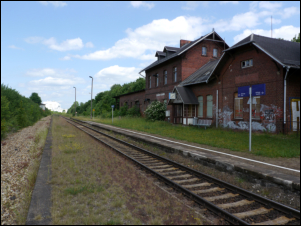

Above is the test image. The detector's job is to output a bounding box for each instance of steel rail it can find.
[64,116,300,223]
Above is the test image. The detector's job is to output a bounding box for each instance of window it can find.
[198,96,203,117]
[213,48,218,57]
[202,47,207,56]
[241,59,253,68]
[234,93,243,119]
[252,97,260,119]
[164,70,167,85]
[156,73,159,87]
[207,95,213,118]
[149,76,151,88]
[163,99,167,105]
[184,105,195,117]
[173,67,177,82]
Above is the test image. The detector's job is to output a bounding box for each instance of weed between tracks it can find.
[51,116,206,225]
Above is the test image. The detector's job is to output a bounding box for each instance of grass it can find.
[74,116,300,158]
[50,115,206,225]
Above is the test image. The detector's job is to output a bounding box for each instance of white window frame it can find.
[241,59,253,68]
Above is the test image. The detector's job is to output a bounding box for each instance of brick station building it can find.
[115,31,300,133]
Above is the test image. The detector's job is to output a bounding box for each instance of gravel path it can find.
[1,116,51,225]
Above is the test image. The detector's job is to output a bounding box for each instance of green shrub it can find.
[127,106,140,117]
[144,101,166,122]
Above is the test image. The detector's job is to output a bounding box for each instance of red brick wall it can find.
[119,91,146,115]
[182,40,225,81]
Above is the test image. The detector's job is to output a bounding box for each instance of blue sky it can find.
[1,1,300,112]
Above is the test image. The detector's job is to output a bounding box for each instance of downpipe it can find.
[283,66,290,129]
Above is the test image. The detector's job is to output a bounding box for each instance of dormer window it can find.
[213,48,218,57]
[202,47,207,56]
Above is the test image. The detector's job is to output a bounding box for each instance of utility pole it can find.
[89,76,93,119]
[73,87,76,117]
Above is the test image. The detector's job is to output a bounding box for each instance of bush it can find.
[127,106,140,117]
[144,101,166,122]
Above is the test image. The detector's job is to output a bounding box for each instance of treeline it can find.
[1,84,51,140]
[67,77,145,117]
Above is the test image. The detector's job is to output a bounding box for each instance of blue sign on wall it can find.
[252,83,266,96]
[238,86,249,97]
[238,84,266,97]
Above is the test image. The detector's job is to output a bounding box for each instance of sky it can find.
[1,1,300,112]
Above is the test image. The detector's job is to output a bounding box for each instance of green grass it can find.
[75,116,300,158]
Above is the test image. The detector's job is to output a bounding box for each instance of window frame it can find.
[173,67,177,82]
[156,73,159,87]
[206,95,213,118]
[164,70,167,85]
[241,59,253,68]
[198,96,203,117]
[234,93,243,119]
[213,48,218,57]
[202,47,207,56]
[149,76,151,88]
[252,96,260,120]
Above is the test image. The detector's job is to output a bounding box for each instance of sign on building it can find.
[169,93,175,99]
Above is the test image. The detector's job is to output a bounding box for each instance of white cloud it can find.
[8,45,24,50]
[25,37,84,51]
[85,42,94,48]
[72,16,206,61]
[130,1,154,9]
[60,56,71,61]
[281,7,299,19]
[233,25,301,43]
[43,101,66,112]
[220,1,239,5]
[26,68,77,78]
[39,1,67,7]
[94,65,141,90]
[29,77,85,86]
[258,1,282,11]
[264,17,281,25]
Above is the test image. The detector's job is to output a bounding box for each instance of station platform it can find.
[85,120,300,192]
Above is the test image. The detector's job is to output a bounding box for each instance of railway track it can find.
[63,116,300,225]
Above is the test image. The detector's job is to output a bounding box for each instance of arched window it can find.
[207,95,213,118]
[198,96,203,117]
[164,70,167,85]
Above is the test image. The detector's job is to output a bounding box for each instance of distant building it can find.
[39,103,46,111]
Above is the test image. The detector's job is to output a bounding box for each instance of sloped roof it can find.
[164,46,179,52]
[140,31,229,73]
[225,34,300,68]
[155,51,166,57]
[179,59,219,86]
[172,86,199,105]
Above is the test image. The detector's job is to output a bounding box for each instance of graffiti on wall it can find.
[291,99,300,131]
[218,104,282,132]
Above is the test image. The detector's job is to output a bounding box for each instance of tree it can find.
[144,101,166,121]
[29,92,42,105]
[291,33,300,43]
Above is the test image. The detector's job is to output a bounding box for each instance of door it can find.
[174,105,183,124]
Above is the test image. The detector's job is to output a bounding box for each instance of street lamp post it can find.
[73,87,76,116]
[89,76,93,119]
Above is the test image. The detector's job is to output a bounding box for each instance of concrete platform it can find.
[85,121,300,192]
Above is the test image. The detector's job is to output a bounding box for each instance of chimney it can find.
[180,39,191,47]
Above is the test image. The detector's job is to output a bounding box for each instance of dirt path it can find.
[1,116,51,225]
